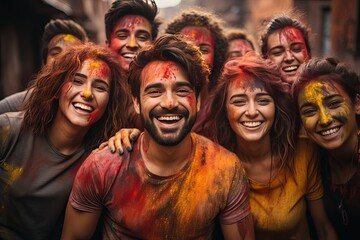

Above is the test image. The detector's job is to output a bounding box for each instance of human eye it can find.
[301,107,317,117]
[231,98,246,106]
[176,87,193,96]
[48,49,61,57]
[269,48,284,57]
[328,99,343,109]
[257,98,271,105]
[147,88,162,97]
[93,84,109,93]
[137,33,151,42]
[73,78,83,85]
[116,32,129,40]
[199,46,210,54]
[290,44,304,53]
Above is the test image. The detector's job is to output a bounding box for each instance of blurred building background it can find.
[1,0,359,99]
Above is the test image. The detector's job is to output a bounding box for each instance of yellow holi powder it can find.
[63,34,78,43]
[3,163,22,185]
[0,125,10,145]
[303,81,323,104]
[83,89,92,98]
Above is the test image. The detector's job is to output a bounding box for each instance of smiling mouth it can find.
[241,121,262,128]
[73,103,94,113]
[319,127,340,136]
[121,53,136,59]
[283,66,298,72]
[156,115,182,124]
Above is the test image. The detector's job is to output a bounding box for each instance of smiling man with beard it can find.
[61,34,254,240]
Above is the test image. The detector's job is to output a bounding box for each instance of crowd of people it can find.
[0,0,359,239]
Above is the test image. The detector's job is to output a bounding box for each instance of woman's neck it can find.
[48,113,88,155]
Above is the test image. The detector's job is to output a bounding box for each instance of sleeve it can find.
[68,153,105,213]
[305,140,324,201]
[0,90,29,115]
[219,159,251,224]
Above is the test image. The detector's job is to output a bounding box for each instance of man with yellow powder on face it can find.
[61,34,254,240]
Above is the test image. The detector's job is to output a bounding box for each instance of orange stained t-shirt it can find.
[249,137,323,239]
[69,133,251,239]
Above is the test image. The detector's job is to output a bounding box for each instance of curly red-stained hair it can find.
[23,42,132,151]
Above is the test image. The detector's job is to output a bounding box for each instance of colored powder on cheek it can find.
[186,95,195,108]
[88,109,99,125]
[3,163,22,185]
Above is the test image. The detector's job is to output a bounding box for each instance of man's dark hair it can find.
[128,34,210,100]
[105,0,161,42]
[41,18,88,64]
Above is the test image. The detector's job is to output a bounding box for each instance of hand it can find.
[99,128,141,154]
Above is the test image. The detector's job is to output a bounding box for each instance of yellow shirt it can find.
[250,137,323,239]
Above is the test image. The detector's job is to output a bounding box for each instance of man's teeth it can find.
[242,121,261,127]
[283,66,298,72]
[74,103,93,112]
[123,53,135,59]
[157,116,180,121]
[320,127,340,136]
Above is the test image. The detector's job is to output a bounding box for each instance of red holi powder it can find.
[280,26,305,44]
[121,16,143,31]
[186,95,195,108]
[88,109,99,125]
[181,28,215,47]
[161,63,176,82]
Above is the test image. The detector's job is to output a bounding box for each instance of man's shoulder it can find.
[191,132,237,156]
[82,144,136,172]
[191,132,241,166]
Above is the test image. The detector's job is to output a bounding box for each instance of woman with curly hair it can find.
[0,42,131,239]
[293,57,360,239]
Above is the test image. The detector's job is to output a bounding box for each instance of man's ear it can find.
[133,96,140,114]
[355,94,360,115]
[196,95,201,112]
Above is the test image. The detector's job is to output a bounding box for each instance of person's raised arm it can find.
[98,128,141,154]
[221,214,255,240]
[61,202,101,240]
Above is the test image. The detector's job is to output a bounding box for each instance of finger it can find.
[114,131,124,155]
[119,129,133,152]
[130,129,141,141]
[107,136,117,154]
[99,141,108,150]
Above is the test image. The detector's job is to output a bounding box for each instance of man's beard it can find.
[140,106,196,146]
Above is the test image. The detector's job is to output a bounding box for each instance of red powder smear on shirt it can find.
[88,109,99,125]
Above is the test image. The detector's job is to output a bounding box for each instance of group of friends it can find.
[0,0,359,239]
